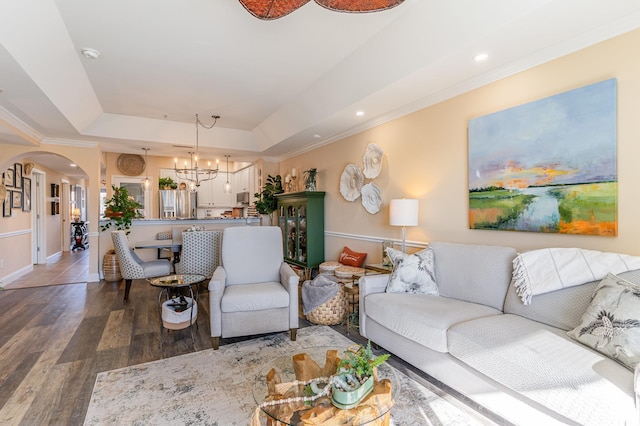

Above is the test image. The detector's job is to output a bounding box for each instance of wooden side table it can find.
[343,264,393,334]
[344,284,360,335]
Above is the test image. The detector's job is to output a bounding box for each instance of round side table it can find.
[148,274,206,349]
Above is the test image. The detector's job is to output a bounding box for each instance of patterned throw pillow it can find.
[385,247,438,295]
[338,246,367,267]
[568,273,640,370]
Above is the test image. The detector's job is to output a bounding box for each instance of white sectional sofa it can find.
[359,242,639,425]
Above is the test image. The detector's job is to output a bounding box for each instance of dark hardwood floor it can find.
[0,253,506,426]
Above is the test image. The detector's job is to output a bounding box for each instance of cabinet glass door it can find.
[298,205,307,263]
[286,206,297,261]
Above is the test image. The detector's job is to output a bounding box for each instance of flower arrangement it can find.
[100,185,143,234]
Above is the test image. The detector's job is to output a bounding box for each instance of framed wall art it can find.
[22,177,31,212]
[11,190,22,209]
[4,168,14,188]
[2,190,10,217]
[14,163,22,189]
[468,78,617,236]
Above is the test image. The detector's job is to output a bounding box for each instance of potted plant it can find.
[100,185,143,234]
[331,342,390,409]
[254,174,284,225]
[158,177,177,190]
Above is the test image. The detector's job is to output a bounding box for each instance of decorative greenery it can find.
[100,185,143,234]
[337,341,390,383]
[254,174,284,215]
[158,176,177,189]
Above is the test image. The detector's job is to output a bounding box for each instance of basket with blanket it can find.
[302,274,347,325]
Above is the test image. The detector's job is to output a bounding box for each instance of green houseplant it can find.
[158,176,177,189]
[100,185,143,234]
[331,342,390,409]
[254,174,284,223]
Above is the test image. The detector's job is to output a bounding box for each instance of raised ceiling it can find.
[1,0,639,168]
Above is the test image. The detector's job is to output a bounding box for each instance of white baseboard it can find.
[47,251,62,261]
[0,264,34,286]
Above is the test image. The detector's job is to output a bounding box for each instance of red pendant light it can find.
[239,0,311,20]
[238,0,404,20]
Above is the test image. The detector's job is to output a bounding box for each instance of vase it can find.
[261,214,273,226]
[103,249,122,281]
[331,374,374,409]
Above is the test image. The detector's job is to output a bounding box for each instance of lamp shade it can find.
[389,199,418,227]
[73,208,81,217]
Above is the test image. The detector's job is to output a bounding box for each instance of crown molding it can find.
[42,137,99,148]
[0,105,43,145]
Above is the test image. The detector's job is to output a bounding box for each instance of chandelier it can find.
[238,0,404,20]
[174,114,220,188]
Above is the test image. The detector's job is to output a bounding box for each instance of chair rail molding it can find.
[0,229,33,239]
[324,230,427,250]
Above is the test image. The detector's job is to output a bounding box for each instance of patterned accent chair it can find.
[175,230,222,278]
[208,226,299,349]
[111,231,172,303]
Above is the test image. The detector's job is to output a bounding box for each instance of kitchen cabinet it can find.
[275,191,325,271]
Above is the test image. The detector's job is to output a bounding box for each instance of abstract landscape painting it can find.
[468,79,617,236]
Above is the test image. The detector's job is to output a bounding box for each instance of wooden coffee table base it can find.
[259,350,393,425]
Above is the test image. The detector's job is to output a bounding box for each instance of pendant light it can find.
[142,147,150,189]
[224,154,231,193]
[174,114,220,188]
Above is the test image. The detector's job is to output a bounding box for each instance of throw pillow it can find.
[567,273,640,370]
[385,247,438,295]
[339,246,367,267]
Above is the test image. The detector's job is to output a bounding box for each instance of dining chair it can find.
[175,230,222,278]
[156,231,172,260]
[111,231,172,303]
[208,226,299,349]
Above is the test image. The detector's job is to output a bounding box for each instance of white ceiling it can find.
[1,0,640,179]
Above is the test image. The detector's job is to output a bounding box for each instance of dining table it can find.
[134,238,182,270]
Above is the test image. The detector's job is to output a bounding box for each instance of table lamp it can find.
[390,199,418,253]
[73,207,81,222]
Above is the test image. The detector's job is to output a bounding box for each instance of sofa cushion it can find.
[365,292,500,353]
[385,247,438,295]
[504,268,640,331]
[568,273,640,370]
[429,242,516,310]
[221,282,289,312]
[448,314,635,426]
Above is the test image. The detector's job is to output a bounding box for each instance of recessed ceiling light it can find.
[70,163,78,167]
[356,111,365,116]
[473,53,489,62]
[81,48,100,59]
[313,134,321,138]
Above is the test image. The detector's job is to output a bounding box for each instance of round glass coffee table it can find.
[252,346,398,425]
[148,274,205,347]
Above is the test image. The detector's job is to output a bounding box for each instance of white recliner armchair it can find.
[208,226,299,350]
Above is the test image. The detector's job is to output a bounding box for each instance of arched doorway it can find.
[0,151,91,288]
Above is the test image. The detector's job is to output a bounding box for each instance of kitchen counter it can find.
[99,217,260,226]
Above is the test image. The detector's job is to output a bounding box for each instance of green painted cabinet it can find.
[275,191,325,269]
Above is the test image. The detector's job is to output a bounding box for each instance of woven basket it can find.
[306,284,347,325]
[103,250,122,282]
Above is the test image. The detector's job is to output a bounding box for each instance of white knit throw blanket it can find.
[512,248,640,305]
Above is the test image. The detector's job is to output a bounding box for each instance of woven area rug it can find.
[84,326,496,425]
